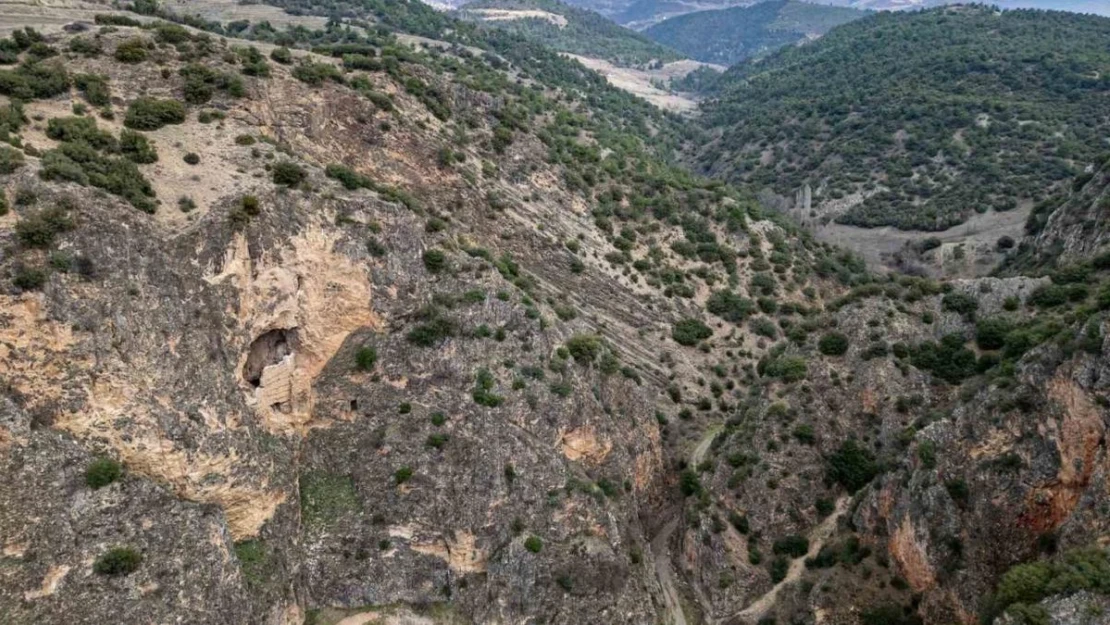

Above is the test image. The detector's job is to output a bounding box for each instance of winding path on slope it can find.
[728,496,851,624]
[650,426,723,625]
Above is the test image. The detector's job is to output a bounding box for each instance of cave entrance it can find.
[243,328,297,388]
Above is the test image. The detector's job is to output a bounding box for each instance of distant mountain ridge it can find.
[457,0,684,65]
[644,0,867,65]
[587,0,1110,29]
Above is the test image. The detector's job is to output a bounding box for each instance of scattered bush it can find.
[355,346,377,371]
[773,535,810,558]
[292,62,344,86]
[941,292,979,317]
[183,152,200,165]
[394,467,414,484]
[472,368,504,407]
[524,536,543,553]
[124,97,185,130]
[113,38,149,64]
[85,457,122,489]
[119,129,157,164]
[673,318,712,346]
[12,266,46,290]
[94,547,142,576]
[271,47,293,65]
[975,317,1012,350]
[15,206,73,248]
[0,144,24,174]
[422,249,447,273]
[565,334,602,364]
[762,355,807,383]
[818,332,850,356]
[271,161,306,186]
[827,439,879,493]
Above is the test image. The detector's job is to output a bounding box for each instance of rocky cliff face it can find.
[0,8,1108,625]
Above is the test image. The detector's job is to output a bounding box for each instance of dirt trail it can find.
[650,426,723,625]
[730,496,851,624]
[652,517,689,625]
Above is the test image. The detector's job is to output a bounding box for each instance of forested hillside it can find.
[457,0,683,66]
[645,0,866,65]
[1,2,1109,625]
[693,5,1110,230]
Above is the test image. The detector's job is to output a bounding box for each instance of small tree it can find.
[524,536,543,553]
[818,332,850,356]
[672,318,712,346]
[85,457,122,489]
[422,249,447,273]
[271,161,306,186]
[94,547,142,575]
[354,346,377,371]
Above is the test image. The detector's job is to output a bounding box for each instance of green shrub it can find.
[772,535,810,558]
[114,38,149,64]
[407,315,456,346]
[292,62,343,86]
[355,346,377,371]
[394,466,414,484]
[40,142,156,212]
[124,97,185,130]
[0,61,70,100]
[524,536,543,553]
[769,556,789,583]
[119,129,158,164]
[94,547,142,576]
[241,195,261,216]
[183,152,200,165]
[85,457,122,489]
[673,318,712,346]
[941,292,979,316]
[827,439,879,493]
[272,161,306,186]
[45,116,115,150]
[565,334,602,364]
[0,145,24,174]
[15,206,73,248]
[792,424,816,445]
[422,249,447,273]
[271,47,293,64]
[975,317,1012,350]
[910,334,977,384]
[472,368,504,407]
[13,266,46,290]
[763,355,807,383]
[750,317,778,339]
[680,468,702,496]
[426,433,449,449]
[818,332,850,356]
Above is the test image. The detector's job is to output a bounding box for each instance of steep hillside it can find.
[456,0,684,66]
[0,2,1109,625]
[644,0,867,65]
[693,5,1110,231]
[618,0,1110,28]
